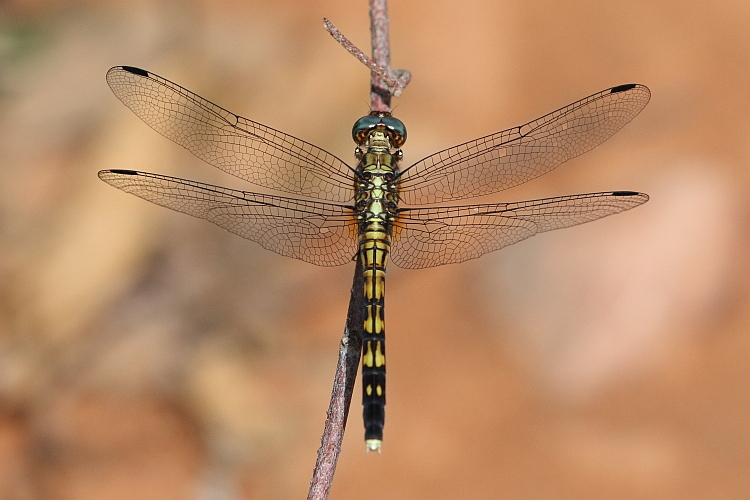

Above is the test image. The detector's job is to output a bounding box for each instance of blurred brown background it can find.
[1,0,749,498]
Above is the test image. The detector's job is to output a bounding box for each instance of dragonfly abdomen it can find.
[360,230,389,453]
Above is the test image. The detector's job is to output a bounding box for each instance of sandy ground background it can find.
[1,0,749,498]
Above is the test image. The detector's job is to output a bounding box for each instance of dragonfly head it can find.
[352,112,407,149]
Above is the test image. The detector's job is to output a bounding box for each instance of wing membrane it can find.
[397,84,650,204]
[106,66,355,202]
[390,191,648,269]
[99,169,358,266]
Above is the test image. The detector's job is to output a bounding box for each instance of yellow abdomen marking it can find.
[364,305,384,334]
[374,305,383,333]
[363,341,374,367]
[375,341,385,367]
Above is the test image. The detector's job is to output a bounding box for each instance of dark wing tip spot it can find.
[612,190,640,196]
[121,66,149,77]
[610,83,637,94]
[109,169,139,175]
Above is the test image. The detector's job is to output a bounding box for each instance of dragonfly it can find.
[100,66,650,452]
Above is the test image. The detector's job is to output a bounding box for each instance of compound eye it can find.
[381,116,407,147]
[352,115,381,144]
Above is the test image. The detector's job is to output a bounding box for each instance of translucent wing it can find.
[106,66,355,202]
[99,170,359,266]
[390,191,648,269]
[397,84,650,204]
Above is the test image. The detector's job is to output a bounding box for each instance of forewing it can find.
[99,170,358,266]
[106,66,355,202]
[390,191,648,269]
[397,84,650,204]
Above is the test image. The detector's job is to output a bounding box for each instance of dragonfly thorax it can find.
[353,126,402,225]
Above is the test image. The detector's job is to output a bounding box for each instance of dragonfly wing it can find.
[397,84,650,204]
[99,170,359,267]
[106,66,355,202]
[390,191,648,269]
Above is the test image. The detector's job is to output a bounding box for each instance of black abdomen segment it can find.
[360,233,389,452]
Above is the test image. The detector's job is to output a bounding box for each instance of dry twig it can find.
[323,13,411,104]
